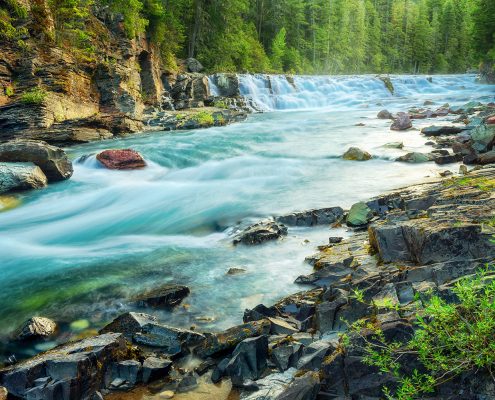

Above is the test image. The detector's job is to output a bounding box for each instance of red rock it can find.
[96,149,146,170]
[486,115,495,125]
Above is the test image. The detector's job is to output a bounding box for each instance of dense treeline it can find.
[1,0,494,74]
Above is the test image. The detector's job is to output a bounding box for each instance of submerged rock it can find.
[377,109,394,119]
[135,284,190,308]
[227,267,247,275]
[396,152,433,163]
[346,202,373,227]
[342,147,372,161]
[17,317,57,340]
[96,149,146,170]
[382,142,404,149]
[390,112,412,131]
[0,140,73,182]
[0,162,47,194]
[233,220,288,245]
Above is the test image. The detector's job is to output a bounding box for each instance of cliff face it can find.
[0,1,221,145]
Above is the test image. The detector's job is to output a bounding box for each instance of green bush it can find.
[350,266,495,399]
[20,87,48,105]
[191,111,214,126]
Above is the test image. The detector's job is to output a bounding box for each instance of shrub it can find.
[350,266,495,399]
[191,111,214,126]
[20,87,48,105]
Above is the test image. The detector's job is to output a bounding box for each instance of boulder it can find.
[227,267,247,275]
[471,124,495,153]
[186,58,204,73]
[233,220,288,245]
[267,317,299,335]
[382,142,404,149]
[108,359,142,388]
[142,357,172,383]
[226,336,268,386]
[434,154,463,165]
[100,312,204,355]
[421,125,464,137]
[271,343,304,372]
[211,358,230,383]
[0,333,132,399]
[17,317,57,340]
[477,150,495,165]
[0,387,6,400]
[275,207,344,227]
[346,202,373,227]
[275,371,320,400]
[486,115,495,125]
[96,149,146,170]
[297,340,334,371]
[0,162,47,194]
[395,152,433,163]
[342,147,372,161]
[0,140,73,182]
[377,109,393,119]
[195,320,270,358]
[135,284,190,308]
[241,369,297,400]
[390,112,412,131]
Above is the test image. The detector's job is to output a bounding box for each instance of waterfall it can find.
[235,74,488,112]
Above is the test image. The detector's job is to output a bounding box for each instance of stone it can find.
[434,154,463,165]
[177,372,198,392]
[297,340,334,371]
[486,115,495,124]
[0,333,132,399]
[395,152,433,163]
[0,387,7,400]
[459,164,468,175]
[142,357,172,383]
[271,343,304,372]
[421,125,464,136]
[390,112,412,131]
[275,371,320,400]
[477,150,495,165]
[0,140,73,182]
[70,319,90,331]
[342,147,372,161]
[227,267,247,275]
[226,336,268,386]
[17,317,57,340]
[244,304,278,323]
[382,142,404,149]
[315,298,347,333]
[135,284,190,308]
[0,162,47,194]
[109,360,142,387]
[100,312,158,337]
[96,149,146,170]
[275,207,344,227]
[195,320,270,358]
[211,358,230,383]
[233,220,288,245]
[158,390,175,399]
[267,318,299,335]
[346,202,373,227]
[378,76,395,95]
[377,109,393,119]
[185,58,204,73]
[328,237,343,244]
[241,369,297,400]
[471,124,495,153]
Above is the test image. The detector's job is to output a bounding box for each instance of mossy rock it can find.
[347,202,373,227]
[343,147,372,161]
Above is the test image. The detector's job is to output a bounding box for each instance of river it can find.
[0,74,493,359]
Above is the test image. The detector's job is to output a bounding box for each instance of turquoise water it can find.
[0,74,493,359]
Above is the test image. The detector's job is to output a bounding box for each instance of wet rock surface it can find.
[134,284,190,308]
[96,149,146,170]
[233,220,288,245]
[0,162,47,194]
[16,317,57,341]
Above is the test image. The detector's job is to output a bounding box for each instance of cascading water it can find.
[1,74,494,359]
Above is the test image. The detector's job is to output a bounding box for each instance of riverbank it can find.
[1,164,494,399]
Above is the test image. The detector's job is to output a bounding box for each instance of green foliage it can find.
[4,84,14,97]
[191,111,214,126]
[20,87,48,105]
[351,266,495,399]
[0,0,28,42]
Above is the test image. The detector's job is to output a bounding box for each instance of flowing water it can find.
[1,74,494,359]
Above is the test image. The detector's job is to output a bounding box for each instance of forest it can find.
[1,0,495,74]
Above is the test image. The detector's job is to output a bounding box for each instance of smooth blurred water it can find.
[0,74,493,358]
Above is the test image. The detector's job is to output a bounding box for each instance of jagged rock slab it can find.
[275,207,344,227]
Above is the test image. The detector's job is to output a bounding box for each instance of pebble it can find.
[158,390,175,399]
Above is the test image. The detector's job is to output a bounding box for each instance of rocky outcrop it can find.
[96,149,146,170]
[233,220,288,245]
[0,333,136,399]
[0,140,72,181]
[275,207,344,227]
[0,162,47,193]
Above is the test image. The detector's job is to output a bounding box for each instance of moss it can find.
[191,111,215,126]
[20,87,48,105]
[213,100,228,109]
[445,176,495,192]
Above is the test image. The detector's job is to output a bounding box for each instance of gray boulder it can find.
[186,58,204,73]
[377,109,393,119]
[271,343,304,372]
[226,336,269,386]
[390,112,412,131]
[142,357,172,383]
[297,340,334,371]
[275,371,320,400]
[134,284,190,308]
[0,162,47,194]
[0,140,73,182]
[234,220,288,245]
[396,152,434,163]
[275,207,344,227]
[421,125,464,136]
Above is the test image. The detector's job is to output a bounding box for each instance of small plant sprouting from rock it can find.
[348,266,495,400]
[20,87,48,105]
